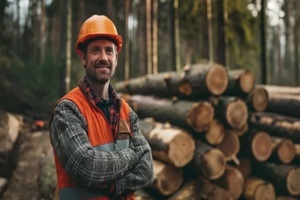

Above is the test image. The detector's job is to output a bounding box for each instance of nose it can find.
[98,51,108,63]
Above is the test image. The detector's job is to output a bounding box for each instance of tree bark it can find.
[125,94,214,133]
[249,112,300,143]
[252,161,300,196]
[152,159,183,196]
[236,157,252,179]
[266,93,300,118]
[139,119,195,167]
[243,177,276,200]
[239,130,273,162]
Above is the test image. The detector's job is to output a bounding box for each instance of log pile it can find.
[116,63,300,200]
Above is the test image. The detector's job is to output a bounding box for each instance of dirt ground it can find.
[1,128,52,200]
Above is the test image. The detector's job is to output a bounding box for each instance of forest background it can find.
[0,0,299,117]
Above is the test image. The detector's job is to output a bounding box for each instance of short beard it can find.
[86,72,110,85]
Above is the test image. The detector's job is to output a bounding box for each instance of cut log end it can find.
[255,183,276,200]
[286,168,300,196]
[217,131,240,162]
[169,132,195,167]
[206,64,228,96]
[153,160,183,196]
[187,102,214,132]
[250,88,269,112]
[239,70,255,93]
[252,131,272,161]
[201,149,226,180]
[277,139,295,164]
[226,99,248,129]
[205,120,225,145]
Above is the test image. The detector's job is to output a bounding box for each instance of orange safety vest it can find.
[52,87,134,200]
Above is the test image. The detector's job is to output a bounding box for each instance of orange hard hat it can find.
[75,15,123,54]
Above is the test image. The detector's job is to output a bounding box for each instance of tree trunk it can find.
[226,122,248,137]
[187,141,226,180]
[239,130,273,162]
[249,112,300,143]
[252,161,300,196]
[214,165,244,200]
[215,97,248,129]
[139,119,195,167]
[152,159,183,196]
[257,85,300,95]
[223,69,255,96]
[243,177,276,200]
[125,95,214,133]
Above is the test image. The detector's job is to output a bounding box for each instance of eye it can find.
[106,48,113,55]
[92,48,100,54]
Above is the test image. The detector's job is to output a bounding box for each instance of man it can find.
[49,15,153,200]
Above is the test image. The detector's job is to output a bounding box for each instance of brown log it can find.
[257,85,300,95]
[249,112,300,143]
[243,176,276,200]
[214,165,244,200]
[293,144,300,164]
[223,69,255,96]
[116,62,228,99]
[187,141,226,180]
[239,130,273,161]
[178,63,228,98]
[217,131,240,165]
[256,85,300,118]
[252,161,300,196]
[246,87,269,112]
[126,94,214,133]
[205,119,225,145]
[236,157,252,178]
[270,137,295,164]
[152,159,183,196]
[139,119,195,167]
[215,97,248,129]
[168,177,233,200]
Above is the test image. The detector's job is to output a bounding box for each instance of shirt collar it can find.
[78,76,120,107]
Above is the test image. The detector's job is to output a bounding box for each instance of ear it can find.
[79,51,87,66]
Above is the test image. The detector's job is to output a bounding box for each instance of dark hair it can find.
[78,36,117,53]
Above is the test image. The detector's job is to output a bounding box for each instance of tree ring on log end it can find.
[201,149,226,180]
[169,132,195,167]
[254,183,276,200]
[206,64,228,96]
[187,102,214,132]
[286,168,300,196]
[240,69,255,93]
[251,88,269,112]
[252,131,272,161]
[277,139,295,164]
[226,99,248,129]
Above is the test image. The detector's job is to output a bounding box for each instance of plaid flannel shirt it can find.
[50,76,154,198]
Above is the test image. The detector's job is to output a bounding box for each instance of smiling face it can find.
[80,39,118,84]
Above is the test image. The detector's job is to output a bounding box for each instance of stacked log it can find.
[116,64,300,199]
